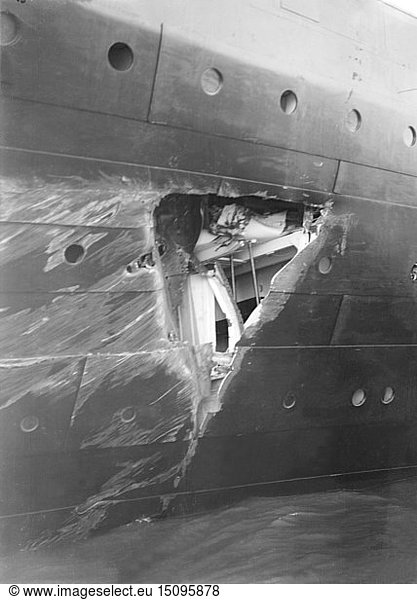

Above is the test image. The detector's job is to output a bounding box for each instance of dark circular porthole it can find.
[283,391,297,410]
[120,406,136,423]
[403,126,417,148]
[318,256,332,275]
[108,42,134,71]
[351,389,366,407]
[345,109,362,132]
[1,12,20,46]
[201,68,223,95]
[20,415,40,433]
[381,386,395,405]
[64,243,85,264]
[280,90,298,114]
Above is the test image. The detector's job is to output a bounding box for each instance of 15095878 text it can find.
[158,585,220,597]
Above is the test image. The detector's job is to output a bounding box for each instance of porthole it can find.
[381,386,395,405]
[318,256,332,275]
[351,389,366,407]
[345,109,362,133]
[201,68,223,96]
[20,415,40,433]
[108,42,134,71]
[280,90,298,114]
[120,406,136,423]
[1,12,19,46]
[403,126,417,148]
[283,392,297,410]
[64,243,85,264]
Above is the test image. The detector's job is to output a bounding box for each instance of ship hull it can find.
[2,421,417,550]
[1,0,417,548]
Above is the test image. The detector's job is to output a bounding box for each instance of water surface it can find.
[2,475,417,583]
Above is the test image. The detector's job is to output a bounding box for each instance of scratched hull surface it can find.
[1,0,417,548]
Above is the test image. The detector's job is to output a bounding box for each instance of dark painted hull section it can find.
[2,0,417,548]
[2,421,417,550]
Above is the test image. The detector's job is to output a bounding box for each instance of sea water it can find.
[2,475,417,584]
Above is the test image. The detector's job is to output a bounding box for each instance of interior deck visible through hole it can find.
[155,193,325,353]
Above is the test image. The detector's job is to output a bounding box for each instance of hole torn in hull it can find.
[155,193,327,429]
